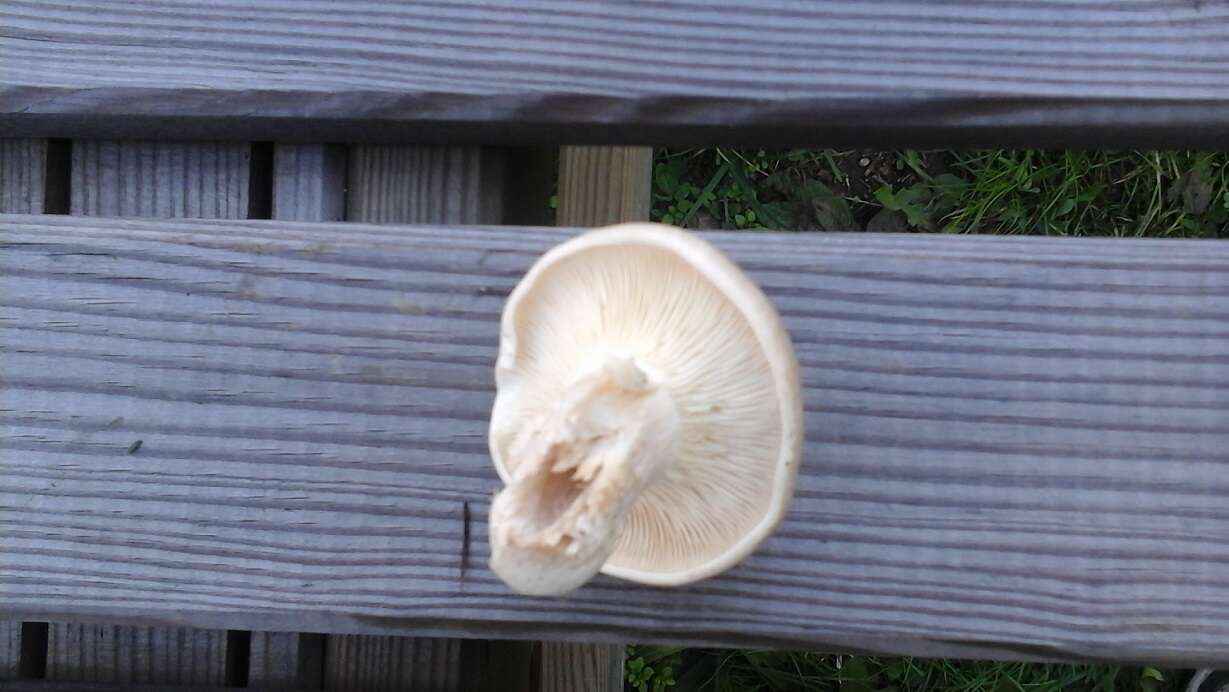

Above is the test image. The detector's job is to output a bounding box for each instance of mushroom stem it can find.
[488,356,679,595]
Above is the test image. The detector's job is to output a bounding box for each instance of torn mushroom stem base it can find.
[489,357,679,596]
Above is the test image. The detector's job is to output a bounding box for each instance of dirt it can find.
[812,150,951,229]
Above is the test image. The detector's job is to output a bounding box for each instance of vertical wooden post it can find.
[0,622,19,680]
[241,141,349,691]
[538,144,654,692]
[272,144,346,222]
[249,630,326,690]
[557,146,653,227]
[1,139,48,213]
[346,145,505,225]
[1,139,62,683]
[305,143,527,692]
[45,625,229,686]
[41,138,252,686]
[69,140,251,218]
[0,140,41,681]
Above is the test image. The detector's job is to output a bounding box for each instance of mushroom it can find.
[488,222,803,596]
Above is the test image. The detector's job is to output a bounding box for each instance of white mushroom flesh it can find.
[489,233,795,594]
[489,357,678,596]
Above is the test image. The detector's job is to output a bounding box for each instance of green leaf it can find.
[653,162,680,195]
[678,163,728,229]
[798,180,854,230]
[723,156,790,229]
[874,185,899,209]
[1055,198,1076,217]
[876,183,935,231]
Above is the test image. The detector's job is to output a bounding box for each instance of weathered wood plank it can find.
[3,2,1228,148]
[70,141,250,218]
[1,139,50,685]
[2,215,1228,665]
[249,632,323,690]
[262,145,338,690]
[272,145,346,222]
[346,145,503,225]
[324,142,516,689]
[0,139,47,214]
[323,636,460,692]
[0,621,20,680]
[557,146,652,227]
[538,643,623,692]
[47,138,253,685]
[44,624,227,685]
[5,682,313,692]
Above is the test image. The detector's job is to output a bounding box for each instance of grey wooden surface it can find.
[272,145,345,223]
[538,642,624,692]
[324,141,527,690]
[5,683,312,692]
[1,621,20,679]
[262,146,339,690]
[0,141,44,684]
[347,146,504,225]
[45,625,228,686]
[39,138,253,686]
[0,139,47,214]
[248,632,323,690]
[2,214,1227,665]
[557,147,652,229]
[323,636,462,692]
[3,1,1228,148]
[71,141,251,218]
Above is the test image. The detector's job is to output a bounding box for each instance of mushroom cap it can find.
[490,223,803,586]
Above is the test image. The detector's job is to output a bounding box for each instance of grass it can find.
[630,146,1222,691]
[626,646,1184,692]
[652,148,1229,237]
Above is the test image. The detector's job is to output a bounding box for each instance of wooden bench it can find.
[2,2,1228,688]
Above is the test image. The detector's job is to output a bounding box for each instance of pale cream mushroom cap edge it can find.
[488,222,803,596]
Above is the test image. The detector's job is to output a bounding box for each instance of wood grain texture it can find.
[5,682,314,692]
[272,145,346,222]
[0,621,20,679]
[538,643,623,692]
[323,635,461,692]
[346,145,503,225]
[249,632,323,690]
[327,142,517,690]
[44,624,227,685]
[45,137,254,686]
[557,146,652,227]
[2,215,1228,665]
[70,141,250,218]
[4,2,1229,148]
[0,139,46,214]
